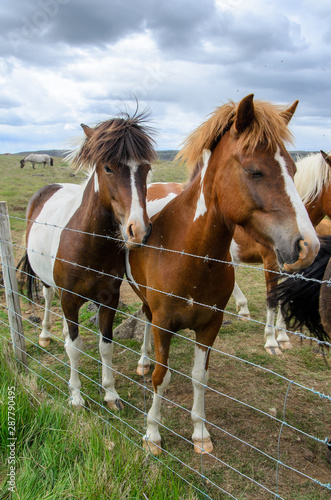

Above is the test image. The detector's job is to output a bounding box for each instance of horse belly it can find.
[27,184,84,287]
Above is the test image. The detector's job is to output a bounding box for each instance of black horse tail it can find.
[16,252,39,301]
[271,236,331,343]
[50,157,54,166]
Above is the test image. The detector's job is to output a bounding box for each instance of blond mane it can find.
[176,99,294,169]
[295,152,331,204]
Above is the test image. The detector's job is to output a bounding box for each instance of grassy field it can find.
[0,154,331,499]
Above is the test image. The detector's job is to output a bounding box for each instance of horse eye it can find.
[244,168,263,178]
[104,165,114,174]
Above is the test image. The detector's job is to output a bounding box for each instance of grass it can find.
[0,153,331,499]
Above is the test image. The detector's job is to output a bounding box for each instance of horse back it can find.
[26,184,62,237]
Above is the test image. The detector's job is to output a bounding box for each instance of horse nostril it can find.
[128,224,134,238]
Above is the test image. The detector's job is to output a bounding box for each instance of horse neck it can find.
[78,171,118,235]
[305,189,328,227]
[179,157,234,260]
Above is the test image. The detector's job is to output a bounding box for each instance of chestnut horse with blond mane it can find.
[18,110,156,409]
[124,94,319,455]
[231,150,331,355]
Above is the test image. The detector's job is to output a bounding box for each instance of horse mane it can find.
[70,109,157,171]
[294,152,331,205]
[176,99,294,170]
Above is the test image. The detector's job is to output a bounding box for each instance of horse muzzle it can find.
[124,221,152,249]
[281,236,320,273]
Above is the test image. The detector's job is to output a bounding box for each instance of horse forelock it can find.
[176,99,294,172]
[71,111,157,171]
[295,151,331,205]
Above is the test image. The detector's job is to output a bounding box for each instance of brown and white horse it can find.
[19,111,156,408]
[124,95,320,455]
[231,150,331,355]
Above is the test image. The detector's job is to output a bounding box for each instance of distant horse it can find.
[271,236,331,342]
[125,94,319,455]
[20,153,54,169]
[18,111,157,409]
[231,151,331,355]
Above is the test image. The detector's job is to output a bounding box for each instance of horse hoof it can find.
[106,399,124,411]
[265,346,283,356]
[143,439,162,455]
[278,341,293,350]
[239,315,251,322]
[39,338,50,348]
[193,437,214,454]
[137,364,150,376]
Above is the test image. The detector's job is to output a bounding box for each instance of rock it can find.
[28,315,41,323]
[113,307,146,340]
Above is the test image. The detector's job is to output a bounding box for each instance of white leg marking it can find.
[144,367,171,449]
[191,345,211,449]
[99,337,121,405]
[65,335,85,406]
[232,282,250,319]
[39,286,55,346]
[137,322,152,375]
[276,308,292,347]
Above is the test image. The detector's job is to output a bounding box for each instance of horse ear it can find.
[321,150,331,166]
[81,123,94,138]
[280,100,299,124]
[235,94,255,134]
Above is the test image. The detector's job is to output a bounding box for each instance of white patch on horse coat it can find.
[275,147,318,241]
[94,170,99,193]
[193,149,211,222]
[27,183,85,287]
[125,250,140,292]
[230,240,241,265]
[147,193,177,217]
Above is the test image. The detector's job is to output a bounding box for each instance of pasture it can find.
[0,153,331,499]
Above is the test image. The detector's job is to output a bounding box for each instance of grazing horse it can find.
[20,153,54,169]
[271,236,331,341]
[125,94,320,455]
[18,111,156,408]
[231,151,331,355]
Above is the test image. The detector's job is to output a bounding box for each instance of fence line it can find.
[1,210,331,499]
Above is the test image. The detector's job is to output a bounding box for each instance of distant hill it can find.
[13,149,318,162]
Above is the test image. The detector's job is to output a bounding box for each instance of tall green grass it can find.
[0,341,200,500]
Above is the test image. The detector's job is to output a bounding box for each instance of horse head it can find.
[20,159,25,169]
[78,112,156,249]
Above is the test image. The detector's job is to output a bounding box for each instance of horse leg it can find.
[143,317,172,455]
[39,285,55,347]
[61,293,85,406]
[275,307,292,349]
[191,327,219,454]
[232,281,250,320]
[137,320,152,375]
[98,302,123,411]
[263,257,283,356]
[32,162,35,169]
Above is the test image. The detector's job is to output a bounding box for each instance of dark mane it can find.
[72,109,157,170]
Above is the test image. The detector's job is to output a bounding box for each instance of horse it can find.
[271,235,331,342]
[124,94,320,455]
[20,153,54,169]
[18,110,157,409]
[231,150,331,355]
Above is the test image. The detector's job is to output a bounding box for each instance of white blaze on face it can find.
[94,170,99,193]
[275,147,317,239]
[126,160,145,232]
[193,149,211,222]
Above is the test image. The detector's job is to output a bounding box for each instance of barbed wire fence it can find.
[1,201,331,499]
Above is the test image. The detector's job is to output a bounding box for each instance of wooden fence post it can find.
[0,201,27,367]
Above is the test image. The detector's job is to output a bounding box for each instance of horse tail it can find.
[272,236,331,343]
[16,252,39,301]
[50,157,53,166]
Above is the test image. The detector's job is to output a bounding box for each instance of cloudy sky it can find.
[0,0,330,153]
